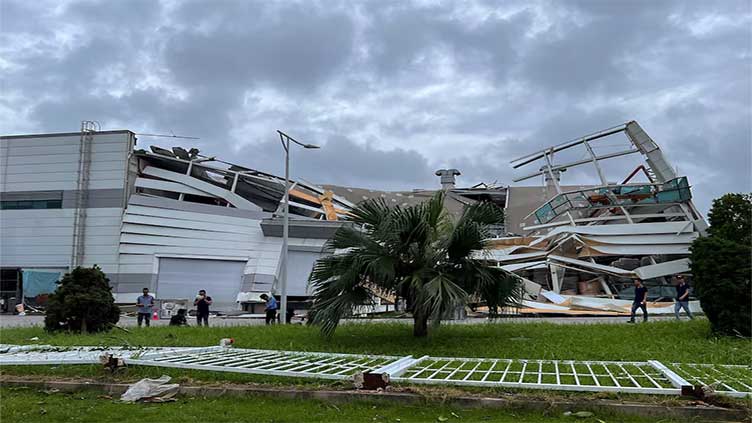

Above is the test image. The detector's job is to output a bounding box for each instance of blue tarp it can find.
[22,270,61,297]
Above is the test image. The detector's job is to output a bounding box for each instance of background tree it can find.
[308,191,520,337]
[44,266,120,333]
[689,193,751,337]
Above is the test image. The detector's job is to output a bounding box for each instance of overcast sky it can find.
[1,0,750,215]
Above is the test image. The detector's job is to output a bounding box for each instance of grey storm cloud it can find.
[0,0,750,215]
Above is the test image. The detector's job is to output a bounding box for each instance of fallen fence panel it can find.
[1,344,749,398]
[126,348,401,381]
[393,357,680,395]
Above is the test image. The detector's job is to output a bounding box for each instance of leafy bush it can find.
[689,193,752,337]
[44,266,120,333]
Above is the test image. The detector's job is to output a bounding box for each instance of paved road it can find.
[0,314,682,329]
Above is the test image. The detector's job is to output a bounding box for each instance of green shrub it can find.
[44,266,120,333]
[689,193,752,337]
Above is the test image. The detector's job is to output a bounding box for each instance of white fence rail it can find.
[1,344,749,398]
[393,357,679,395]
[127,348,400,381]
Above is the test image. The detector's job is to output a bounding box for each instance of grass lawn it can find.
[1,319,748,364]
[0,387,684,423]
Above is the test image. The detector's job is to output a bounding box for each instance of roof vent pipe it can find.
[435,169,461,190]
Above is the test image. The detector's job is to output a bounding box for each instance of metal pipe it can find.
[280,132,290,325]
[510,123,628,168]
[513,148,639,182]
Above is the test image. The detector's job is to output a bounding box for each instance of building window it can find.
[0,199,62,210]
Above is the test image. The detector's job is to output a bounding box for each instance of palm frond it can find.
[459,201,504,227]
[415,274,468,322]
[346,197,392,228]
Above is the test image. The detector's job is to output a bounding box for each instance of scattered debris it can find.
[120,375,179,403]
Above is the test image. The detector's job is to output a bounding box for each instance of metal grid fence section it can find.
[393,357,680,395]
[126,347,400,380]
[668,363,752,398]
[0,345,221,366]
[2,344,749,398]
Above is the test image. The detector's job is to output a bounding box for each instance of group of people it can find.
[135,288,213,327]
[135,289,285,327]
[135,276,693,327]
[628,275,693,323]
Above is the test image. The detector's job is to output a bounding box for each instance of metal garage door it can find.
[156,258,245,311]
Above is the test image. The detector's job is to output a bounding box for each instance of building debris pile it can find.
[472,121,707,314]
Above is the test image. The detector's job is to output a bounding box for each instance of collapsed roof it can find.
[133,146,354,221]
[478,120,707,303]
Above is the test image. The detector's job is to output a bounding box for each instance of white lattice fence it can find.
[126,347,400,380]
[391,357,679,395]
[1,344,750,398]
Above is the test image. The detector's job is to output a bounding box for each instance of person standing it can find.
[136,288,154,327]
[260,293,278,325]
[674,275,694,320]
[628,279,648,323]
[194,290,212,327]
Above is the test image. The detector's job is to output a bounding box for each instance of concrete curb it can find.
[1,378,748,422]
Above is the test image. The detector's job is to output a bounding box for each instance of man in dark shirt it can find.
[674,275,693,320]
[193,290,212,327]
[628,279,648,323]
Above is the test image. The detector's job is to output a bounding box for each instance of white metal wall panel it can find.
[156,258,245,310]
[118,201,262,297]
[0,208,123,270]
[287,250,322,296]
[1,133,131,192]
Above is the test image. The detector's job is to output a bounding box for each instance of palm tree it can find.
[307,191,520,337]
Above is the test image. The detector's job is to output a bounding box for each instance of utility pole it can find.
[277,130,319,324]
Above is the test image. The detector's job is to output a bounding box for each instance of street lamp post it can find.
[277,130,319,324]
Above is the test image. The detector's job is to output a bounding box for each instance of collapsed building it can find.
[0,120,704,315]
[476,121,706,314]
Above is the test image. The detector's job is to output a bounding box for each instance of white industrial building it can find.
[0,125,350,311]
[1,121,707,316]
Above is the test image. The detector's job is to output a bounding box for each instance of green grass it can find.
[0,387,683,423]
[1,319,748,364]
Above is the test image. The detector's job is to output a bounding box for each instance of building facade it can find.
[0,129,345,311]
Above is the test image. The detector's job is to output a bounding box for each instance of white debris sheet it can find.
[121,375,180,402]
[532,291,703,315]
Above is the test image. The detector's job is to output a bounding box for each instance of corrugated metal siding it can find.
[118,196,271,292]
[1,133,132,192]
[0,132,133,273]
[0,208,123,273]
[116,195,327,296]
